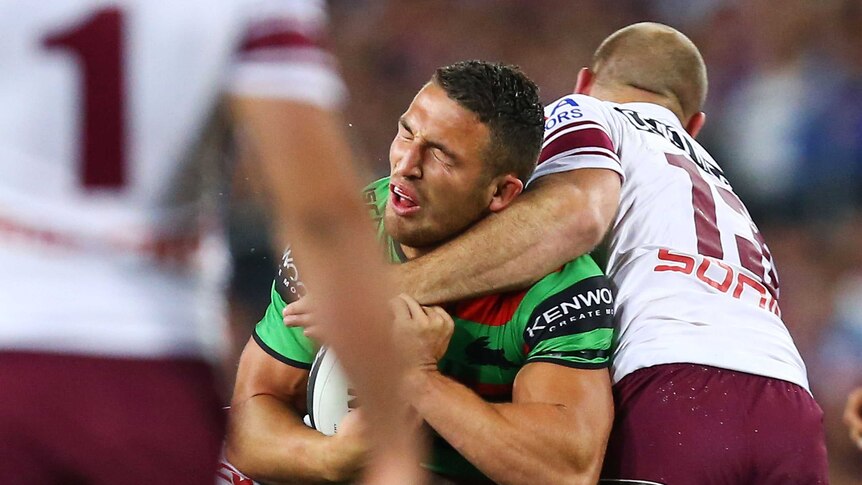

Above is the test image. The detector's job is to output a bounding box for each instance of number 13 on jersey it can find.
[654,153,781,317]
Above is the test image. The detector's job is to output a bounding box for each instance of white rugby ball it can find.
[306,346,351,436]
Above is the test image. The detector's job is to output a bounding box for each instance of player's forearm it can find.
[226,395,348,483]
[233,97,423,481]
[407,370,603,485]
[399,170,614,305]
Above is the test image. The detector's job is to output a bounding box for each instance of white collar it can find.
[619,102,685,131]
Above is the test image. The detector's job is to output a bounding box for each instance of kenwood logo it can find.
[524,276,615,348]
[526,287,613,338]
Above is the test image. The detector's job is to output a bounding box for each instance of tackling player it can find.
[389,23,829,484]
[229,61,615,485]
[1,2,419,483]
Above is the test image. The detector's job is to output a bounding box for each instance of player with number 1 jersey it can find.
[0,0,344,359]
[0,2,345,483]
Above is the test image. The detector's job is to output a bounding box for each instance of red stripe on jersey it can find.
[453,376,513,399]
[538,127,617,166]
[473,382,513,399]
[544,120,604,142]
[239,31,320,54]
[450,290,528,327]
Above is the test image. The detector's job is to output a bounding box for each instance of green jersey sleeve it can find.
[252,177,394,370]
[514,255,615,369]
[252,281,317,369]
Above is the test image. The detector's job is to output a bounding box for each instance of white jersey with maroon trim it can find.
[0,0,344,359]
[530,94,809,391]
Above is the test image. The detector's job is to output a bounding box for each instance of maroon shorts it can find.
[0,351,225,485]
[600,364,828,485]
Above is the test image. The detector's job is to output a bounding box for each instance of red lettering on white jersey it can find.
[530,95,807,391]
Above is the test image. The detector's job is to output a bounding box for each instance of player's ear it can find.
[686,111,706,138]
[574,67,595,95]
[488,174,523,213]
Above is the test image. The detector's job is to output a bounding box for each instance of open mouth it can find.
[390,184,420,215]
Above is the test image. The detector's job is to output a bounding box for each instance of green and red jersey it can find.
[254,177,615,480]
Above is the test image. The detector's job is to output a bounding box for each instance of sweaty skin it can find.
[231,99,422,485]
[284,76,614,484]
[395,168,621,304]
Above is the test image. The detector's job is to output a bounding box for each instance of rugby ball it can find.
[306,346,352,436]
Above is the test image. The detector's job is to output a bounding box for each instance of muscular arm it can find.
[231,98,421,481]
[226,338,357,483]
[407,362,613,485]
[397,169,621,304]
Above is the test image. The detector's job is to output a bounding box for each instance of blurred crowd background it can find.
[225,1,862,482]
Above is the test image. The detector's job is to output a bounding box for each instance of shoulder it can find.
[544,94,614,132]
[520,256,609,312]
[514,256,615,366]
[537,95,622,173]
[516,256,614,337]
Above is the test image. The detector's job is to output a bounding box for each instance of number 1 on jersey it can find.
[44,8,126,189]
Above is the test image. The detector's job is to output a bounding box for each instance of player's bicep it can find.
[512,361,613,466]
[232,337,310,414]
[512,362,611,410]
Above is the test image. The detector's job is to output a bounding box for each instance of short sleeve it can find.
[229,0,346,109]
[529,94,624,186]
[515,256,615,369]
[253,282,316,369]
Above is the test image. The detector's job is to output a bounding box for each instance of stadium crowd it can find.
[225,0,862,482]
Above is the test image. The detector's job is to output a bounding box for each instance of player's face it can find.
[385,82,495,252]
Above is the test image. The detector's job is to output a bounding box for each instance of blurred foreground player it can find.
[0,2,420,484]
[394,23,829,484]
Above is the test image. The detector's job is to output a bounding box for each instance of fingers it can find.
[282,293,314,318]
[283,309,314,328]
[844,388,862,427]
[282,295,327,340]
[389,295,412,321]
[429,306,454,328]
[398,293,426,319]
[283,293,321,329]
[844,388,862,449]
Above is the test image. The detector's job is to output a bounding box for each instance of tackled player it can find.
[231,61,615,485]
[392,23,828,485]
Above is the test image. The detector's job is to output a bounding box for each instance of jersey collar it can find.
[620,102,685,131]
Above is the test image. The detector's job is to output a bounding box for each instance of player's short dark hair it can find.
[432,61,544,184]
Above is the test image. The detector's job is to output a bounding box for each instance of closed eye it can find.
[430,147,449,163]
[398,119,413,139]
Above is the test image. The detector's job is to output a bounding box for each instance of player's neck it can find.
[399,243,433,261]
[593,84,685,123]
